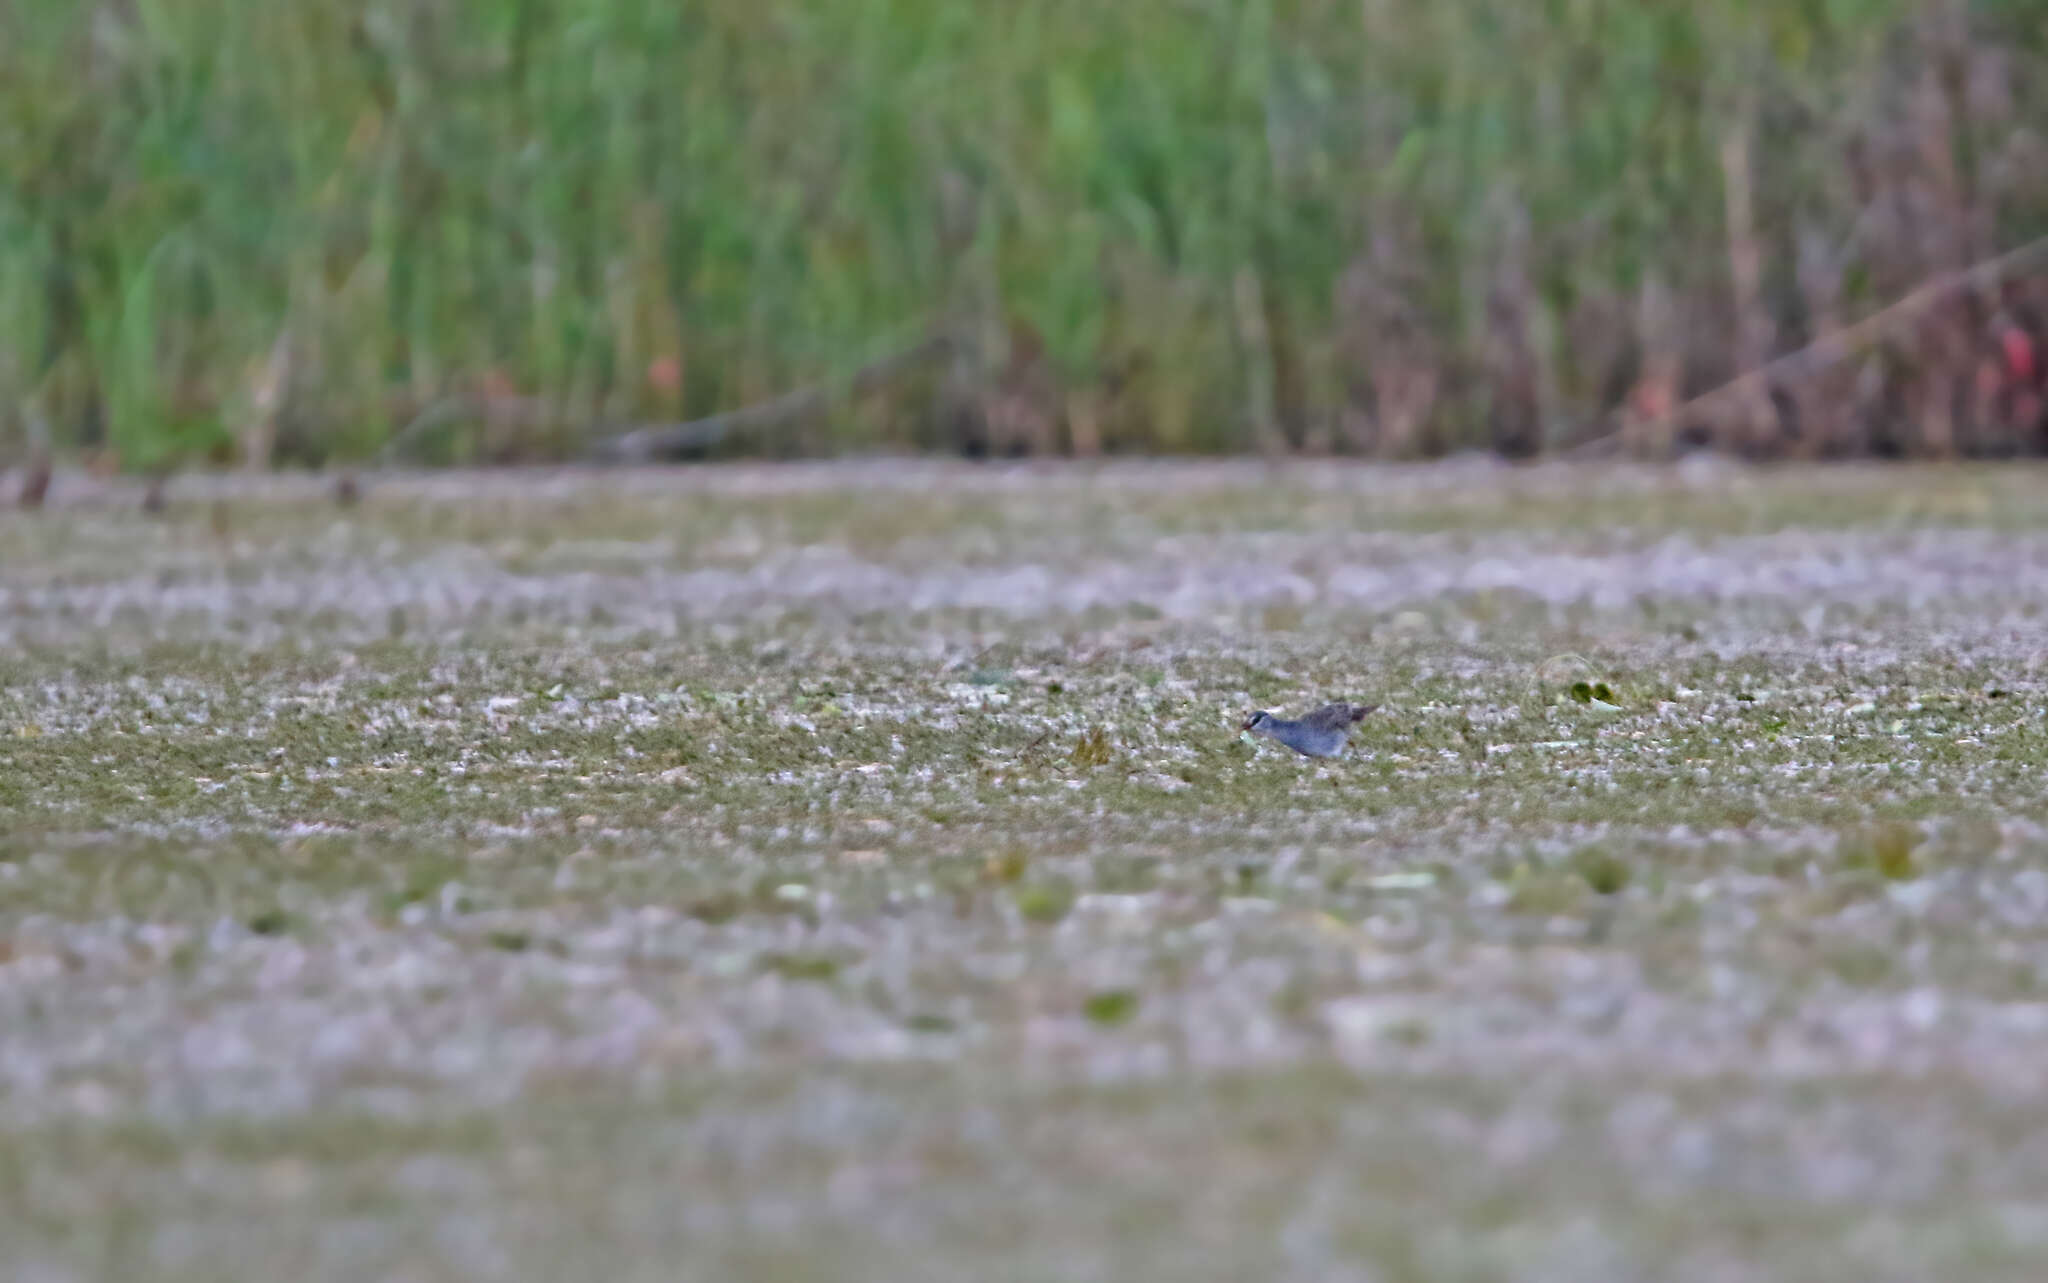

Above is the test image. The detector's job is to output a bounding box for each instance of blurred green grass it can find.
[4,0,2045,466]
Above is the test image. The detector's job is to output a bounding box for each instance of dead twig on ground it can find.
[374,394,560,468]
[590,333,955,463]
[371,334,956,466]
[1568,233,2048,458]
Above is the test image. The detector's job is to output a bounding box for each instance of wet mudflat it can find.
[7,459,2048,1281]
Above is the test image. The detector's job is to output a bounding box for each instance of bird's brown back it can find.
[1300,702,1375,731]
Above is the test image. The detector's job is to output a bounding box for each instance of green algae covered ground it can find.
[8,459,2048,1281]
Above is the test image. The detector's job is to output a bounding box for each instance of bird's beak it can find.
[1240,713,1260,731]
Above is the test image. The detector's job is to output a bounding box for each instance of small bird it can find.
[1241,702,1377,758]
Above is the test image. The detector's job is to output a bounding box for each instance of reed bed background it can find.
[5,0,2048,469]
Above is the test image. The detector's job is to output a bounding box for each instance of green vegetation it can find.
[6,1,2048,469]
[5,461,2048,1277]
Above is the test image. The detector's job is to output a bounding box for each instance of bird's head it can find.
[1241,710,1272,732]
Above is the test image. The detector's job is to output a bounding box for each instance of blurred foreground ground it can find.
[7,460,2048,1281]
